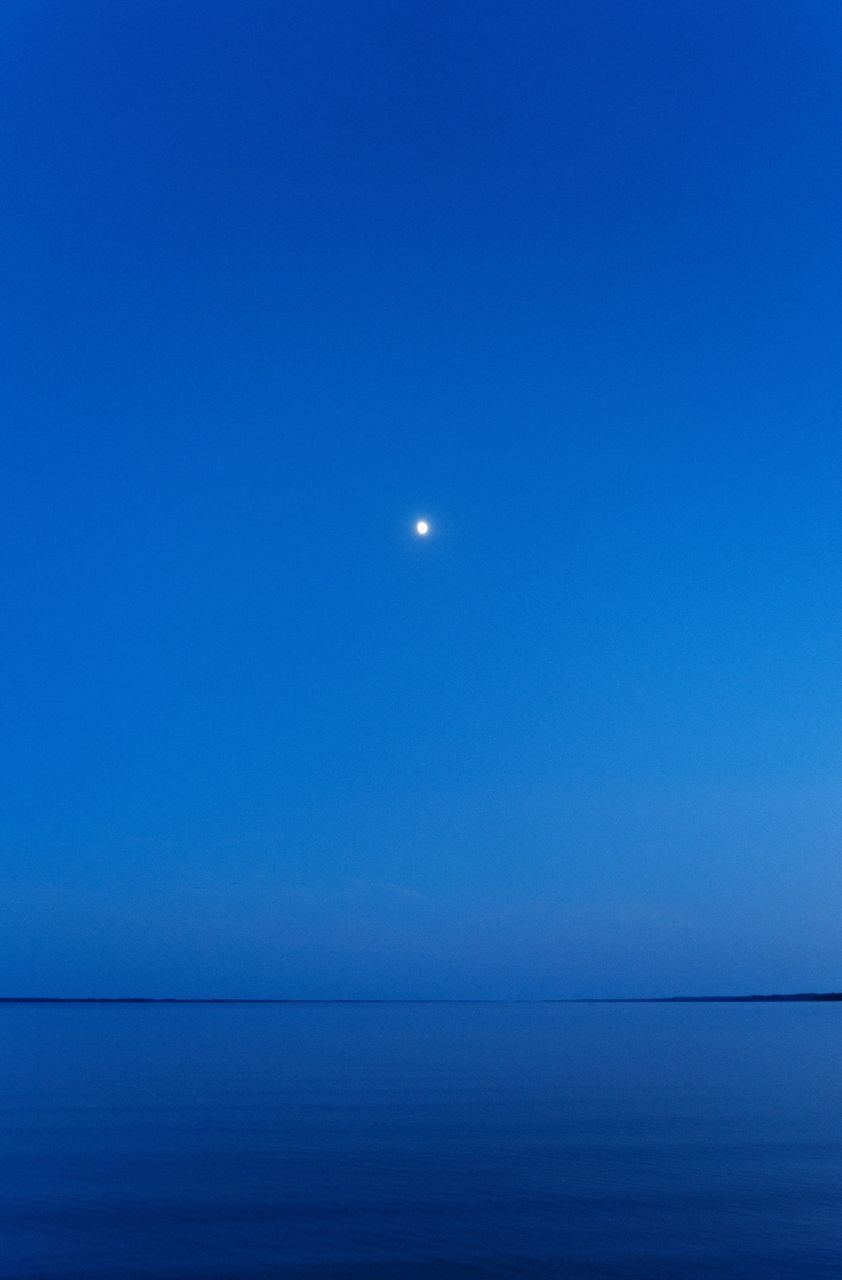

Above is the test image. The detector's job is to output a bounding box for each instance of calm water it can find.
[1,1002,841,1278]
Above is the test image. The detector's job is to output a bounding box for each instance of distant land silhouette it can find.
[1,994,840,1004]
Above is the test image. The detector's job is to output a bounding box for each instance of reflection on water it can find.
[1,1002,841,1277]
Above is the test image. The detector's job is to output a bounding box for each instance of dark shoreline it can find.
[1,993,840,1004]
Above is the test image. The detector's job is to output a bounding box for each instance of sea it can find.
[1,1000,841,1278]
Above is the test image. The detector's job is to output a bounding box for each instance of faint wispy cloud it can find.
[348,877,440,906]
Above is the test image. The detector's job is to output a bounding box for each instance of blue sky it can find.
[3,1,842,996]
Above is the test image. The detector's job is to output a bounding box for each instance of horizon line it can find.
[1,992,841,1005]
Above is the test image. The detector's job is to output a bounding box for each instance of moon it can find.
[415,519,430,537]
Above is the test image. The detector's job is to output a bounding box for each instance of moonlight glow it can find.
[415,520,430,536]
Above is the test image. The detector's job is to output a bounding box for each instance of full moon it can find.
[415,519,430,536]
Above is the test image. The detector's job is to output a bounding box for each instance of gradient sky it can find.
[3,1,842,997]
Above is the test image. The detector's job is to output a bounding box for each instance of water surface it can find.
[1,1002,841,1277]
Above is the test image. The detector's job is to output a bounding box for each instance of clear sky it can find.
[3,1,842,997]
